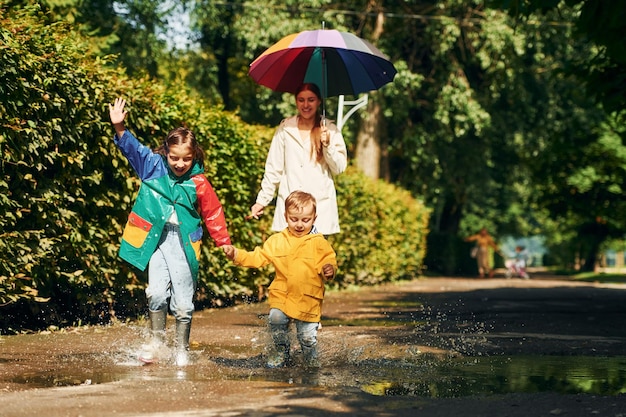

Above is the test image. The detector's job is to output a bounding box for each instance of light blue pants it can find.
[268,308,319,361]
[146,224,195,324]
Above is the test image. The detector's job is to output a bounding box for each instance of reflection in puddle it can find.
[358,355,626,398]
[10,348,626,399]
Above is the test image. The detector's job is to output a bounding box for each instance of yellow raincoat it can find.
[233,229,337,322]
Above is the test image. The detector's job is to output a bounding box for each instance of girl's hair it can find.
[295,83,325,163]
[155,127,205,165]
[285,190,317,215]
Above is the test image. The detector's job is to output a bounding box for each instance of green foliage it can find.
[331,167,429,286]
[573,272,626,285]
[491,0,626,112]
[46,0,623,275]
[0,6,132,323]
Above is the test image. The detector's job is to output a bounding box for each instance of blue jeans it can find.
[146,224,195,324]
[268,308,319,361]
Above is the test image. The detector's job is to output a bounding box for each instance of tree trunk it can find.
[438,196,464,235]
[578,221,610,272]
[355,100,382,179]
[354,10,386,180]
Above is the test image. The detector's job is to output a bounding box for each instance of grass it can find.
[543,267,626,284]
[571,272,626,284]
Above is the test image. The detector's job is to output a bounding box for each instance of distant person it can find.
[506,245,530,279]
[248,83,347,235]
[223,191,337,368]
[465,228,500,278]
[109,97,231,366]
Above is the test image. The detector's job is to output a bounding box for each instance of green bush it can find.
[331,167,429,287]
[1,6,134,329]
[0,5,429,332]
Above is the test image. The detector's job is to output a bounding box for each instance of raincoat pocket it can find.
[122,213,152,248]
[189,226,203,260]
[268,280,288,296]
[299,283,323,319]
[303,282,324,300]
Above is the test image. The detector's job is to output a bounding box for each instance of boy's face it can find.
[285,202,317,237]
[167,143,194,177]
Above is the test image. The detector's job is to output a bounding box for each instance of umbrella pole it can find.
[322,48,327,125]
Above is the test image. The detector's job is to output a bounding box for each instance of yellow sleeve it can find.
[315,239,338,276]
[234,243,273,269]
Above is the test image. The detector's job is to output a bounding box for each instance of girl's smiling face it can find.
[167,143,194,177]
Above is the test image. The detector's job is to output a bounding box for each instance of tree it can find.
[16,0,621,272]
[184,1,576,273]
[490,0,626,113]
[487,0,626,270]
[5,0,173,79]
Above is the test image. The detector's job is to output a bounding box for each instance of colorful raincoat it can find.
[114,130,231,280]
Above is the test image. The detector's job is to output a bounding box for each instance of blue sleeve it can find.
[114,130,167,181]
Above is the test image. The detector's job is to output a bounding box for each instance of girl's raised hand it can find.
[109,97,127,125]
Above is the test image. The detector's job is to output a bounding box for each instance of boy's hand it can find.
[322,263,335,279]
[109,97,127,127]
[222,245,237,261]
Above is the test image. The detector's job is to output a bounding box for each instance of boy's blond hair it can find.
[285,190,317,214]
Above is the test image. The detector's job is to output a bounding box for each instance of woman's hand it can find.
[320,125,329,147]
[247,203,265,220]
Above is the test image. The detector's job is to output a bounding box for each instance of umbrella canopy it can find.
[248,29,397,98]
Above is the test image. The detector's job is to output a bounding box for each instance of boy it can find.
[222,191,337,368]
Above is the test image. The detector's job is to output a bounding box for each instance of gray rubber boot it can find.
[139,309,167,363]
[301,344,320,368]
[174,320,191,366]
[149,309,167,336]
[267,329,290,368]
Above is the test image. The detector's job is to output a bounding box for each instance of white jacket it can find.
[256,116,348,235]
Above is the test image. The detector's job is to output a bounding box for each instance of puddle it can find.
[358,355,626,398]
[8,345,626,398]
[3,291,626,400]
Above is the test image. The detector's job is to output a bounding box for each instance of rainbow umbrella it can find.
[248,29,397,99]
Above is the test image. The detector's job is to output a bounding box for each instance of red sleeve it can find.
[192,175,231,247]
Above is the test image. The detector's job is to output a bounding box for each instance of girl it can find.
[109,98,231,366]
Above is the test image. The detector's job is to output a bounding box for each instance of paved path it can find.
[1,275,625,416]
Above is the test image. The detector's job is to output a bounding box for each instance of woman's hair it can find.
[155,127,205,165]
[295,83,325,163]
[285,190,317,215]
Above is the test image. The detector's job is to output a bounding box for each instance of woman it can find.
[249,83,348,235]
[465,227,500,278]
